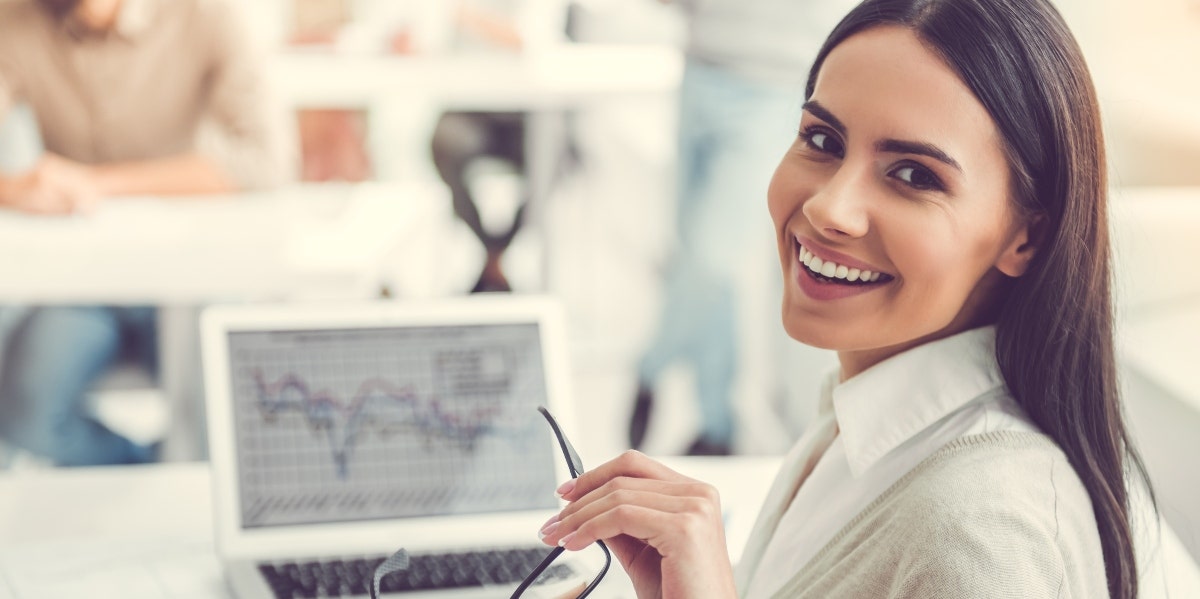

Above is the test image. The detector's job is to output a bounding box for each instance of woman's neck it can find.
[838,274,1008,381]
[837,341,922,382]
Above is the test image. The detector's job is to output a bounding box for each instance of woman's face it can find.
[769,26,1036,376]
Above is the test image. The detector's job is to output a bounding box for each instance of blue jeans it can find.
[0,306,158,466]
[638,60,801,445]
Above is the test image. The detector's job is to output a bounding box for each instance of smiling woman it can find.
[770,24,1035,375]
[536,1,1153,598]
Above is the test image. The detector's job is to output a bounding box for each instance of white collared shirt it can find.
[736,326,1039,599]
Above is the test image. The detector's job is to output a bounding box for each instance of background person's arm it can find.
[0,151,233,211]
[0,30,33,209]
[0,154,99,214]
[86,153,236,196]
[184,0,292,193]
[0,50,83,213]
[87,0,292,198]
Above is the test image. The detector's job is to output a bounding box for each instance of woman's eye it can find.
[800,128,844,157]
[892,165,943,191]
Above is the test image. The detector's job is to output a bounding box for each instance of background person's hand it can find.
[0,153,102,215]
[539,450,736,599]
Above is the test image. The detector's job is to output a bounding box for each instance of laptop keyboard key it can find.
[260,546,574,597]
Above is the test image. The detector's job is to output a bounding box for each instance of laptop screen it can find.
[225,322,560,529]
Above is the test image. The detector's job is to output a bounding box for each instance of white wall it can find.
[1059,0,1200,185]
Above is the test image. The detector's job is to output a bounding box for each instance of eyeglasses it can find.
[369,407,611,599]
[509,406,612,598]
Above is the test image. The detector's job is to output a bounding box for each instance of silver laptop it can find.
[201,296,597,598]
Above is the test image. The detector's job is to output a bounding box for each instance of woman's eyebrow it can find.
[801,100,847,136]
[804,99,964,173]
[877,139,963,173]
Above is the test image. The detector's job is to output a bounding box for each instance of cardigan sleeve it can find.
[887,512,1075,598]
[763,435,1110,599]
[885,447,1108,599]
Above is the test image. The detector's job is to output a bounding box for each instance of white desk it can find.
[1,457,1197,599]
[0,457,775,599]
[0,182,443,303]
[0,182,447,460]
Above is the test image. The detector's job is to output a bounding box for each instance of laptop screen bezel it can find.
[201,296,577,560]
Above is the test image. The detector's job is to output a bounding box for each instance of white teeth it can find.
[797,242,887,283]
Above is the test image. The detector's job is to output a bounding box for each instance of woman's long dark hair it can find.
[804,1,1152,597]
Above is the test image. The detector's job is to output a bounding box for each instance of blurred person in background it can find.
[628,0,855,455]
[288,0,446,182]
[429,0,568,293]
[0,0,288,465]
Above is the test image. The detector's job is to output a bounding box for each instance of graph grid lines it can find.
[227,323,558,529]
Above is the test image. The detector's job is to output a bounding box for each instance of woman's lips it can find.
[790,236,895,301]
[793,235,894,282]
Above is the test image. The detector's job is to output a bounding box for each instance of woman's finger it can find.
[562,500,725,561]
[554,476,718,525]
[545,488,721,551]
[559,450,693,501]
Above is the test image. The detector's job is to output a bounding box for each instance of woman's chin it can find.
[780,318,846,351]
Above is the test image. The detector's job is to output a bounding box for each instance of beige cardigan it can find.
[749,432,1109,598]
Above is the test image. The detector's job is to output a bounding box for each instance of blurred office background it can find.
[0,0,1198,564]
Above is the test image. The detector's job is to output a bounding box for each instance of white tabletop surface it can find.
[0,182,444,304]
[2,455,1198,599]
[0,458,776,599]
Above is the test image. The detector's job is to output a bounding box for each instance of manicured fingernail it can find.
[556,479,576,497]
[540,514,560,531]
[538,521,560,540]
[557,531,577,548]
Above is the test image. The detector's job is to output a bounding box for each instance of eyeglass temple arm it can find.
[510,547,565,598]
[538,406,584,477]
[509,541,612,599]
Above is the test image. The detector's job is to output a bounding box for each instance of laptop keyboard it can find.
[258,546,574,598]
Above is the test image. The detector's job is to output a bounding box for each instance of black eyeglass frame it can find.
[509,407,612,598]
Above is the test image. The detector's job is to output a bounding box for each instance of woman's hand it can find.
[538,450,736,599]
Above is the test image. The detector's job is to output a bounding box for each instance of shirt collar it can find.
[830,325,1005,478]
[63,0,157,41]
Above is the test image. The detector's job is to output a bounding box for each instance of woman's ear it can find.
[995,212,1046,277]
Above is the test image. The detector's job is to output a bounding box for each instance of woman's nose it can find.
[801,168,870,239]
